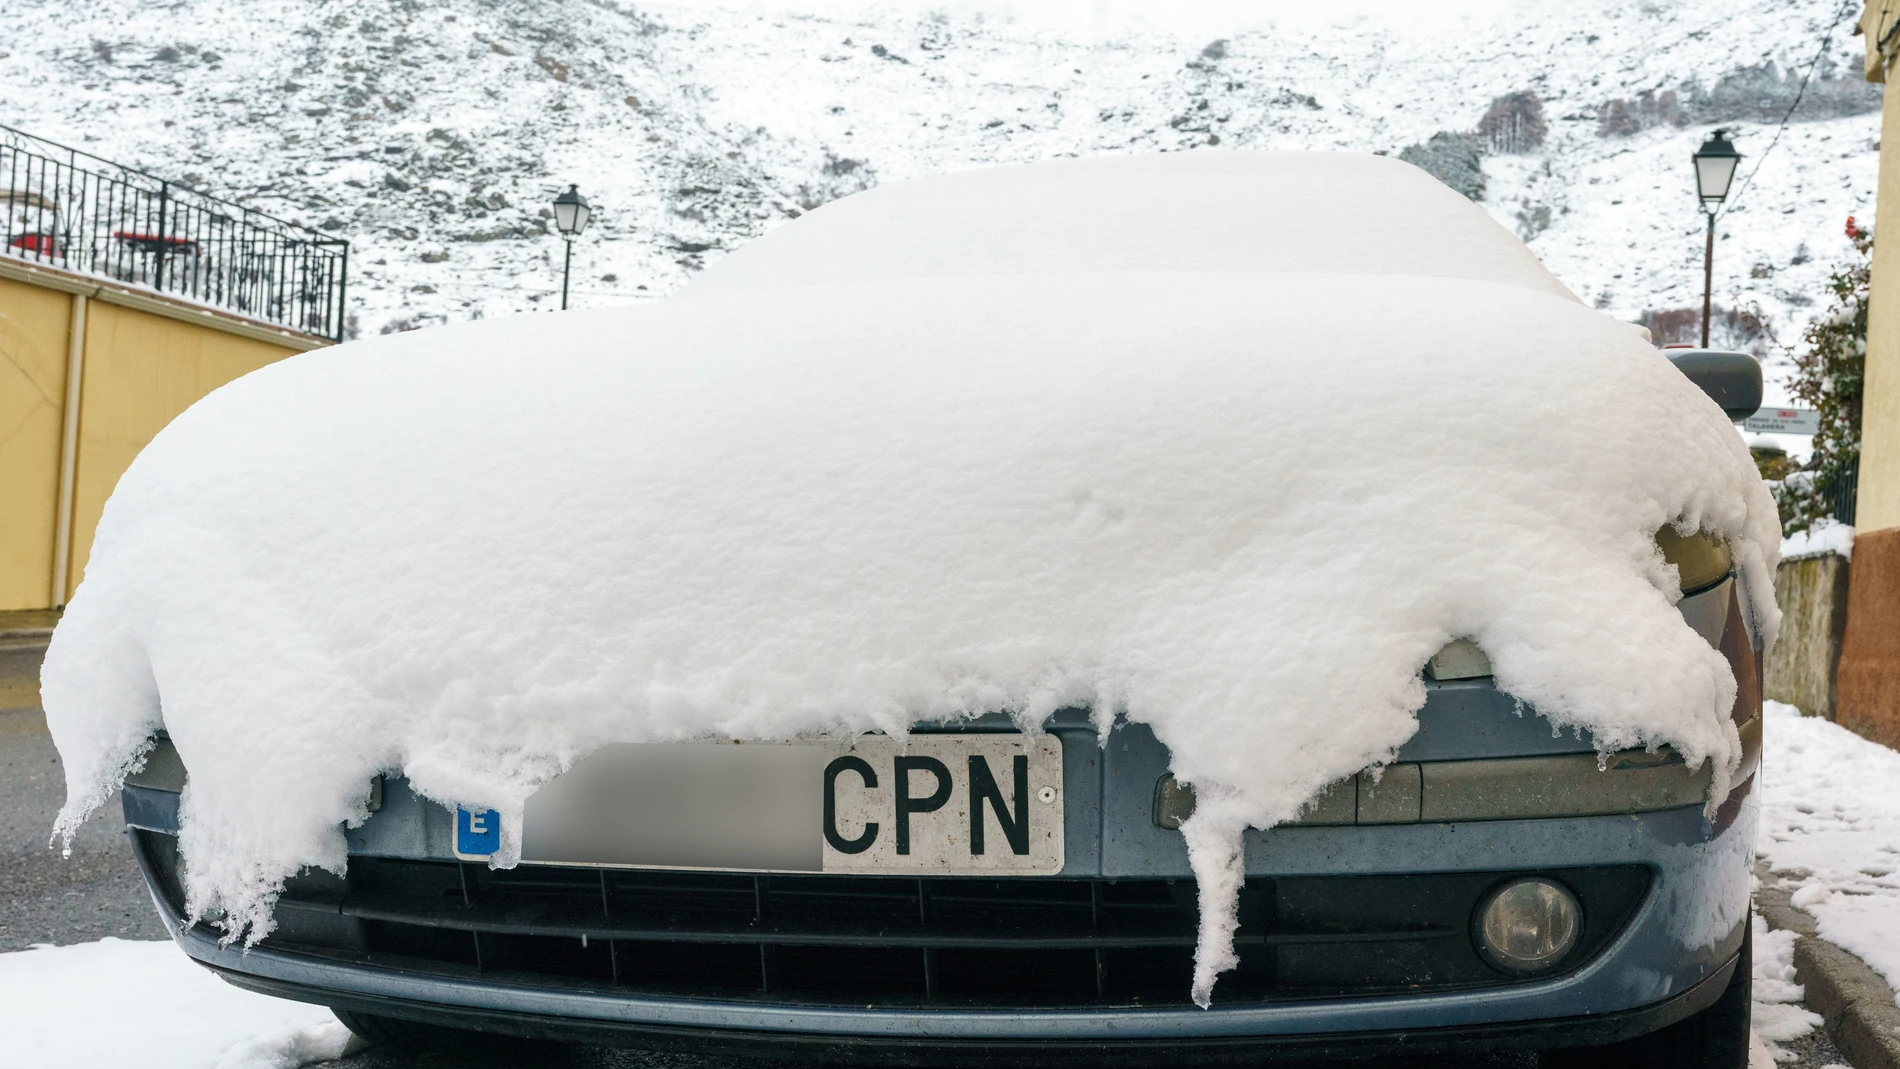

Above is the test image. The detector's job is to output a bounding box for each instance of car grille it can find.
[134,831,1647,1009]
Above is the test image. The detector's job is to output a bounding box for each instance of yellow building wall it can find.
[1860,4,1900,532]
[1,260,317,612]
[1835,5,1900,746]
[63,301,298,597]
[0,277,72,611]
[1860,66,1900,533]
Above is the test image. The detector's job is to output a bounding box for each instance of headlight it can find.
[1473,876,1581,974]
[1426,528,1730,682]
[1656,527,1731,592]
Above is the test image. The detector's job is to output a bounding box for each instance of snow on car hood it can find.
[44,268,1776,1006]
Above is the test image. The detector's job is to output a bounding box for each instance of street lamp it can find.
[552,184,592,311]
[1691,130,1741,347]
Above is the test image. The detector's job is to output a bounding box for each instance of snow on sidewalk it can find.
[1751,913,1828,1065]
[1758,700,1900,1000]
[1749,698,1900,1063]
[0,938,350,1069]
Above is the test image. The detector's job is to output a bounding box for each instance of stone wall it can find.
[1765,553,1850,719]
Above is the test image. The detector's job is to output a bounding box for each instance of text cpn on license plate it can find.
[501,735,1065,875]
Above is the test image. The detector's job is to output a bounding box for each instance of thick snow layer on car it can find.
[683,152,1581,302]
[44,160,1778,1005]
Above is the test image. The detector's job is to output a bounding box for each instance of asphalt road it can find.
[0,635,166,953]
[0,638,1846,1069]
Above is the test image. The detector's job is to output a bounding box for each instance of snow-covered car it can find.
[89,152,1771,1066]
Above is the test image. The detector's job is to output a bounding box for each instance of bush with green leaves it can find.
[1777,216,1868,536]
[1398,132,1484,200]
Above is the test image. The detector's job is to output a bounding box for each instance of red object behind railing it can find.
[7,232,59,255]
[112,230,199,254]
[4,122,350,341]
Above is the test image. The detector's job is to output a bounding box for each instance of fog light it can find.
[1474,877,1581,974]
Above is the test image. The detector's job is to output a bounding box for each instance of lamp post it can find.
[1691,130,1741,348]
[551,184,592,311]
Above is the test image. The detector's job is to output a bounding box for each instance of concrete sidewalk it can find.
[1759,863,1900,1069]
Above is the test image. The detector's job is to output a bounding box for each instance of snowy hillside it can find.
[0,0,1879,402]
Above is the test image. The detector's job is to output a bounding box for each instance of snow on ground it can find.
[0,938,349,1069]
[41,152,1779,1005]
[1759,699,1900,1007]
[1752,912,1828,1064]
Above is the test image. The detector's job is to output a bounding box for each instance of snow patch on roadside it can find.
[1759,699,1900,1008]
[0,938,348,1069]
[1752,913,1824,1062]
[42,155,1780,1004]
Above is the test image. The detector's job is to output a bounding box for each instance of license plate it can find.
[510,734,1064,875]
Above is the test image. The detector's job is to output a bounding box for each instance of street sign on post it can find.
[1741,408,1820,435]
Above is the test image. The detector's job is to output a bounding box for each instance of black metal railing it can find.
[1826,456,1860,527]
[1,124,347,341]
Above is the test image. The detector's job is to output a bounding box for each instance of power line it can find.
[1719,0,1858,218]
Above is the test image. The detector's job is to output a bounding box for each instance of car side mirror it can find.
[1664,349,1762,421]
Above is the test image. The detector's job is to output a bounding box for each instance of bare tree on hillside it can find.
[1477,91,1546,154]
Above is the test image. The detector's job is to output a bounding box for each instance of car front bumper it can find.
[118,567,1761,1057]
[203,952,1739,1065]
[127,777,1754,1056]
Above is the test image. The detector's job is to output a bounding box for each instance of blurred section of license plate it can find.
[519,735,1063,875]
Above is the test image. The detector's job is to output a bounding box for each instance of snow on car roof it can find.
[684,151,1581,302]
